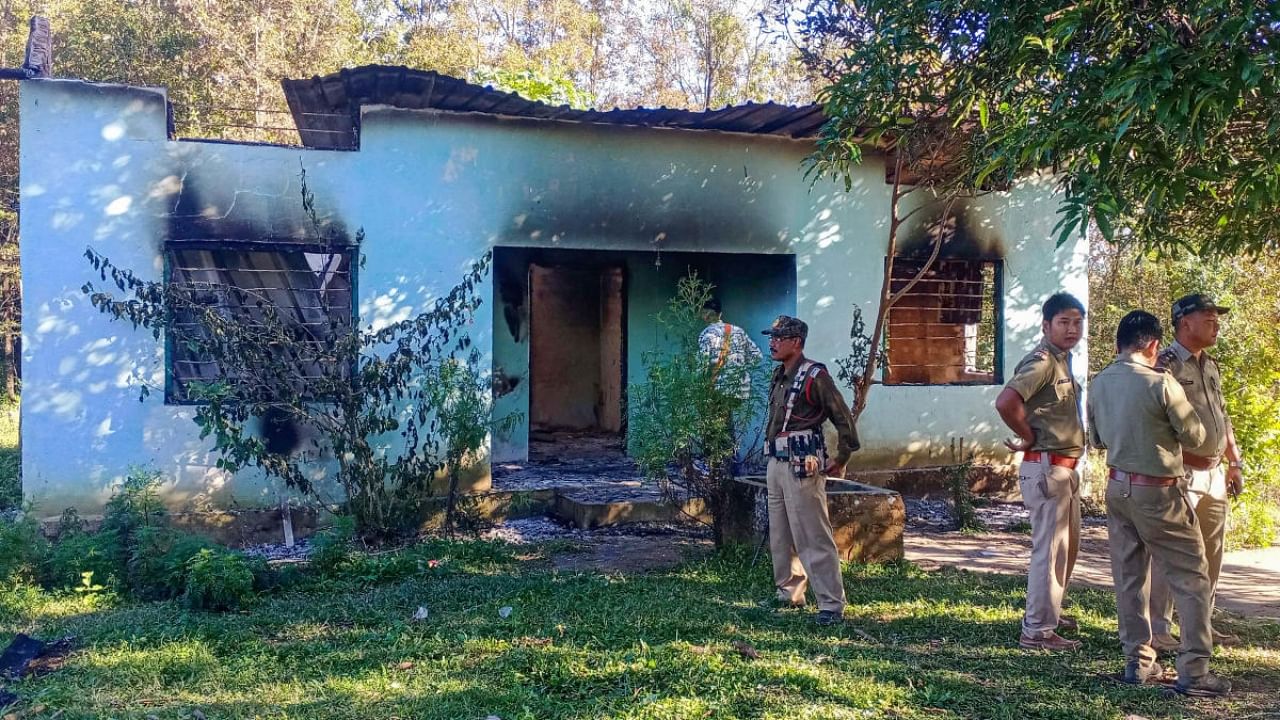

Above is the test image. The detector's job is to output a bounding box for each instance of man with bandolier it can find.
[994,292,1087,651]
[761,315,859,626]
[1087,310,1229,697]
[1148,294,1243,651]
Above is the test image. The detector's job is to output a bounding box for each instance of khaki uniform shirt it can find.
[1087,355,1206,478]
[765,358,860,467]
[1004,340,1085,458]
[1157,341,1229,459]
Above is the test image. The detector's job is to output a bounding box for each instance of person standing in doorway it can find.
[760,315,859,626]
[994,292,1087,651]
[699,297,763,400]
[1149,294,1244,651]
[1088,310,1229,697]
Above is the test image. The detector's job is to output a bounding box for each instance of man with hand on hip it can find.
[995,292,1086,651]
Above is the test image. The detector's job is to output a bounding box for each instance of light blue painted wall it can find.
[19,79,1087,514]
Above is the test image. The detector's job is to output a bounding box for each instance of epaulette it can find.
[1031,350,1048,361]
[1155,347,1177,372]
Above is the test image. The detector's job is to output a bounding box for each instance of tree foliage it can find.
[1090,234,1280,547]
[627,273,766,547]
[774,0,1280,256]
[1,1,822,400]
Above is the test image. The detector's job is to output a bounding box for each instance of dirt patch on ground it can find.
[551,533,714,574]
[906,526,1280,622]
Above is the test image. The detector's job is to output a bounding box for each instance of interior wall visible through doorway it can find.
[491,247,796,463]
[528,263,624,433]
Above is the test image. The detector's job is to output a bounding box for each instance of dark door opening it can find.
[528,263,625,438]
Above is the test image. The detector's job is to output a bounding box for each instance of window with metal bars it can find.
[884,258,1001,386]
[164,245,355,403]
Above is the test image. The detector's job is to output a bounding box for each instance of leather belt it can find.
[1182,451,1220,471]
[1109,467,1178,487]
[1023,451,1079,470]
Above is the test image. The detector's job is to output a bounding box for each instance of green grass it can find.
[0,403,18,511]
[1,543,1278,720]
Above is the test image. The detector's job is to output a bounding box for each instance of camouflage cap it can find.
[761,315,808,340]
[1171,293,1230,326]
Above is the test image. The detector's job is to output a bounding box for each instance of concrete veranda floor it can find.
[905,526,1280,621]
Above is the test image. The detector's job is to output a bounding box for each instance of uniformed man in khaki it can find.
[1149,294,1244,651]
[761,315,860,626]
[995,292,1086,651]
[1088,310,1230,698]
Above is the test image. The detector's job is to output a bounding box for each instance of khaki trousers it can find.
[1105,471,1213,680]
[1149,466,1229,637]
[1018,457,1081,637]
[766,458,846,612]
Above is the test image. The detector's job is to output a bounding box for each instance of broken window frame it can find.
[882,256,1003,387]
[162,239,358,405]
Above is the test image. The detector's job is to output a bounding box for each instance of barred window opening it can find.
[885,258,1000,386]
[165,245,355,403]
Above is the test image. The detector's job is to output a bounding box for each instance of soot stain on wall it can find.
[898,199,1004,260]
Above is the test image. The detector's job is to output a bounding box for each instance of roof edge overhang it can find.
[281,65,829,151]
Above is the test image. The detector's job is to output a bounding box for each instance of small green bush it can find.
[1227,489,1279,551]
[309,516,356,574]
[182,548,255,611]
[127,526,216,600]
[101,466,167,541]
[0,509,46,584]
[43,526,126,590]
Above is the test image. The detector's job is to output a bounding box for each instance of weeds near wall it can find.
[947,440,985,533]
[628,273,766,547]
[80,173,503,540]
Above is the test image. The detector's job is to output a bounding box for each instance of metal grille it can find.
[885,258,1000,386]
[165,247,354,402]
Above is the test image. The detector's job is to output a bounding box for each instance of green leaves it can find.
[784,0,1280,257]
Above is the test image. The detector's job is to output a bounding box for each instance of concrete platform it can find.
[723,476,905,563]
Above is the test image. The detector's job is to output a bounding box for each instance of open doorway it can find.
[528,262,625,461]
[490,246,795,467]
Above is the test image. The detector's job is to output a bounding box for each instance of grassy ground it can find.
[0,403,18,511]
[1,542,1277,720]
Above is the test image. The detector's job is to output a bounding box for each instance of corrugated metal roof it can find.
[281,65,828,150]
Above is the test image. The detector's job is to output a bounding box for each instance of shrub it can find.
[127,526,215,600]
[82,185,500,540]
[182,548,255,611]
[43,526,125,590]
[1228,489,1279,552]
[309,515,356,574]
[628,273,766,547]
[0,509,46,584]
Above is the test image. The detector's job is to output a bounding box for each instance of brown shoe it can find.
[1019,631,1082,651]
[1175,672,1232,698]
[1212,628,1240,647]
[1151,633,1180,653]
[1121,661,1166,685]
[1057,614,1079,632]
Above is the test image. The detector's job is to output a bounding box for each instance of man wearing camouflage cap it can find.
[760,315,860,625]
[1148,294,1244,651]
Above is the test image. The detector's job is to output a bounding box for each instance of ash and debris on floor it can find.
[480,516,708,545]
[242,538,314,562]
[904,497,1108,532]
[492,431,646,493]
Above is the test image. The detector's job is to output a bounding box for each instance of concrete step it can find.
[550,485,707,530]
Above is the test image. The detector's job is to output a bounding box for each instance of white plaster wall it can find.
[20,79,1086,514]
